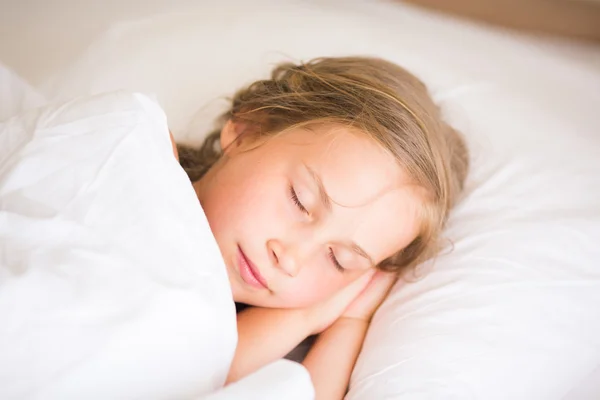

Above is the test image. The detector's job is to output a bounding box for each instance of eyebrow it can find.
[303,163,375,267]
[351,243,375,267]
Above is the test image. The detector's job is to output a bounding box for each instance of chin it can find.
[237,288,324,309]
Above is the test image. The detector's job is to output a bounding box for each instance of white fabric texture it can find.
[203,359,314,400]
[2,0,600,399]
[0,92,237,399]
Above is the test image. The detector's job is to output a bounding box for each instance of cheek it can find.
[206,170,276,231]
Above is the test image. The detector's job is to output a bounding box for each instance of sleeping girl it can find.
[174,56,469,399]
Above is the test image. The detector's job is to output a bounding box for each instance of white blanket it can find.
[0,91,238,399]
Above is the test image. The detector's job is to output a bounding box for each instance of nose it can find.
[267,239,301,277]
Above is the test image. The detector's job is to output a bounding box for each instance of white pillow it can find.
[351,85,600,399]
[19,0,600,398]
[0,62,46,120]
[0,91,237,399]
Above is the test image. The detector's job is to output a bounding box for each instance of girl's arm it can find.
[227,271,376,384]
[302,272,397,400]
[226,307,312,383]
[302,317,368,400]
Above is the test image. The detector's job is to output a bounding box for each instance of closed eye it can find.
[289,185,309,215]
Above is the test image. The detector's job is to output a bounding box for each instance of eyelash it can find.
[289,185,309,214]
[328,248,345,272]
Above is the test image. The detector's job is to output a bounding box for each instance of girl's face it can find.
[195,122,422,308]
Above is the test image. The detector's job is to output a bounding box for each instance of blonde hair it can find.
[178,56,468,273]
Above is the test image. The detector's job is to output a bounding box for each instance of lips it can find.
[237,246,268,289]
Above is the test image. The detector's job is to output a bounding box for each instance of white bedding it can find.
[0,92,237,399]
[0,62,46,121]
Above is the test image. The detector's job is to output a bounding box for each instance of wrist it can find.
[304,305,348,335]
[295,307,322,337]
[340,309,375,323]
[301,306,325,335]
[334,316,370,330]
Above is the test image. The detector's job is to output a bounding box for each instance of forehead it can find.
[270,124,423,259]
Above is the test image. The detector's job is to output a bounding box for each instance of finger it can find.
[374,271,399,293]
[369,271,398,299]
[375,271,398,288]
[332,269,376,304]
[361,271,398,301]
[347,269,377,295]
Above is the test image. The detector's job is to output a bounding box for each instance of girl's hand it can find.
[342,270,398,322]
[301,271,398,400]
[305,269,397,334]
[304,270,376,334]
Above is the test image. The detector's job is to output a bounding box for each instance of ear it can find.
[220,120,247,152]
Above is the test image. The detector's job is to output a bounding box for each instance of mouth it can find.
[237,246,269,290]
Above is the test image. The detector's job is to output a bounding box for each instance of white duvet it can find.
[0,92,238,399]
